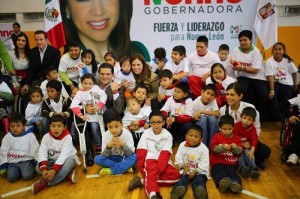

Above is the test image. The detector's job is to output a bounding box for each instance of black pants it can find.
[255,141,271,165]
[238,77,268,121]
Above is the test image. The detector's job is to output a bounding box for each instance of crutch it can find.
[73,108,88,173]
[90,92,106,134]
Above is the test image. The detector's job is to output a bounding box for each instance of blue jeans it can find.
[90,122,102,146]
[7,160,36,182]
[171,174,207,197]
[94,154,136,175]
[238,149,257,169]
[195,115,219,147]
[36,158,75,186]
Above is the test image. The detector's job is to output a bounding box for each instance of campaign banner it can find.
[0,23,14,50]
[130,0,259,57]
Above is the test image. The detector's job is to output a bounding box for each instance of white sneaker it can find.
[287,154,298,165]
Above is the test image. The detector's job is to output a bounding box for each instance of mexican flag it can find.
[44,0,66,49]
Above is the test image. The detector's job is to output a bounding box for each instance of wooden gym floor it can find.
[0,122,300,199]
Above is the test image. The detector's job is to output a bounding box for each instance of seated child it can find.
[164,45,189,81]
[218,44,237,80]
[133,84,152,115]
[193,84,220,147]
[0,70,14,119]
[128,110,180,199]
[25,87,43,136]
[171,125,209,199]
[104,51,120,75]
[149,47,171,74]
[152,69,177,111]
[42,80,72,136]
[280,94,300,165]
[114,56,136,99]
[0,113,39,182]
[71,74,107,155]
[161,81,193,142]
[32,115,77,194]
[233,107,260,178]
[122,97,149,148]
[78,49,99,78]
[206,63,235,108]
[94,109,136,175]
[210,115,243,194]
[40,66,69,99]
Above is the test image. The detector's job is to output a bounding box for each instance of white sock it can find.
[149,192,156,198]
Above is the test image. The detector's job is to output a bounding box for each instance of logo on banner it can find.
[258,2,275,20]
[45,7,59,22]
[230,25,242,39]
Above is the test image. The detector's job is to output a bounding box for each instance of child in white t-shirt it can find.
[0,113,39,182]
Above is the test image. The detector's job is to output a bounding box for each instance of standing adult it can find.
[8,32,30,93]
[10,22,25,47]
[21,30,60,95]
[187,36,221,98]
[230,30,268,121]
[60,0,150,62]
[131,54,159,106]
[58,43,81,94]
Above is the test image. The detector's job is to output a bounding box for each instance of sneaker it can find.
[287,154,299,166]
[127,167,134,173]
[128,176,143,191]
[171,185,186,199]
[99,168,112,176]
[194,186,207,199]
[218,177,231,193]
[95,145,102,155]
[239,166,250,178]
[229,181,243,194]
[66,170,77,183]
[249,167,260,178]
[32,178,47,194]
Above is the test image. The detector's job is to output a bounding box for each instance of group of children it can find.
[0,37,298,198]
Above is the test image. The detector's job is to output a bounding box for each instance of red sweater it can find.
[209,132,243,168]
[233,121,258,148]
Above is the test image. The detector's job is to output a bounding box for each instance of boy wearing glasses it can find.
[128,111,180,199]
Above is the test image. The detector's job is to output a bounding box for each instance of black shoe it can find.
[250,167,260,178]
[239,166,250,178]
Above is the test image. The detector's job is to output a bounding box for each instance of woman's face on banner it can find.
[67,0,119,42]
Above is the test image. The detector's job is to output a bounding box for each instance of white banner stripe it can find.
[242,189,269,199]
[1,186,32,198]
